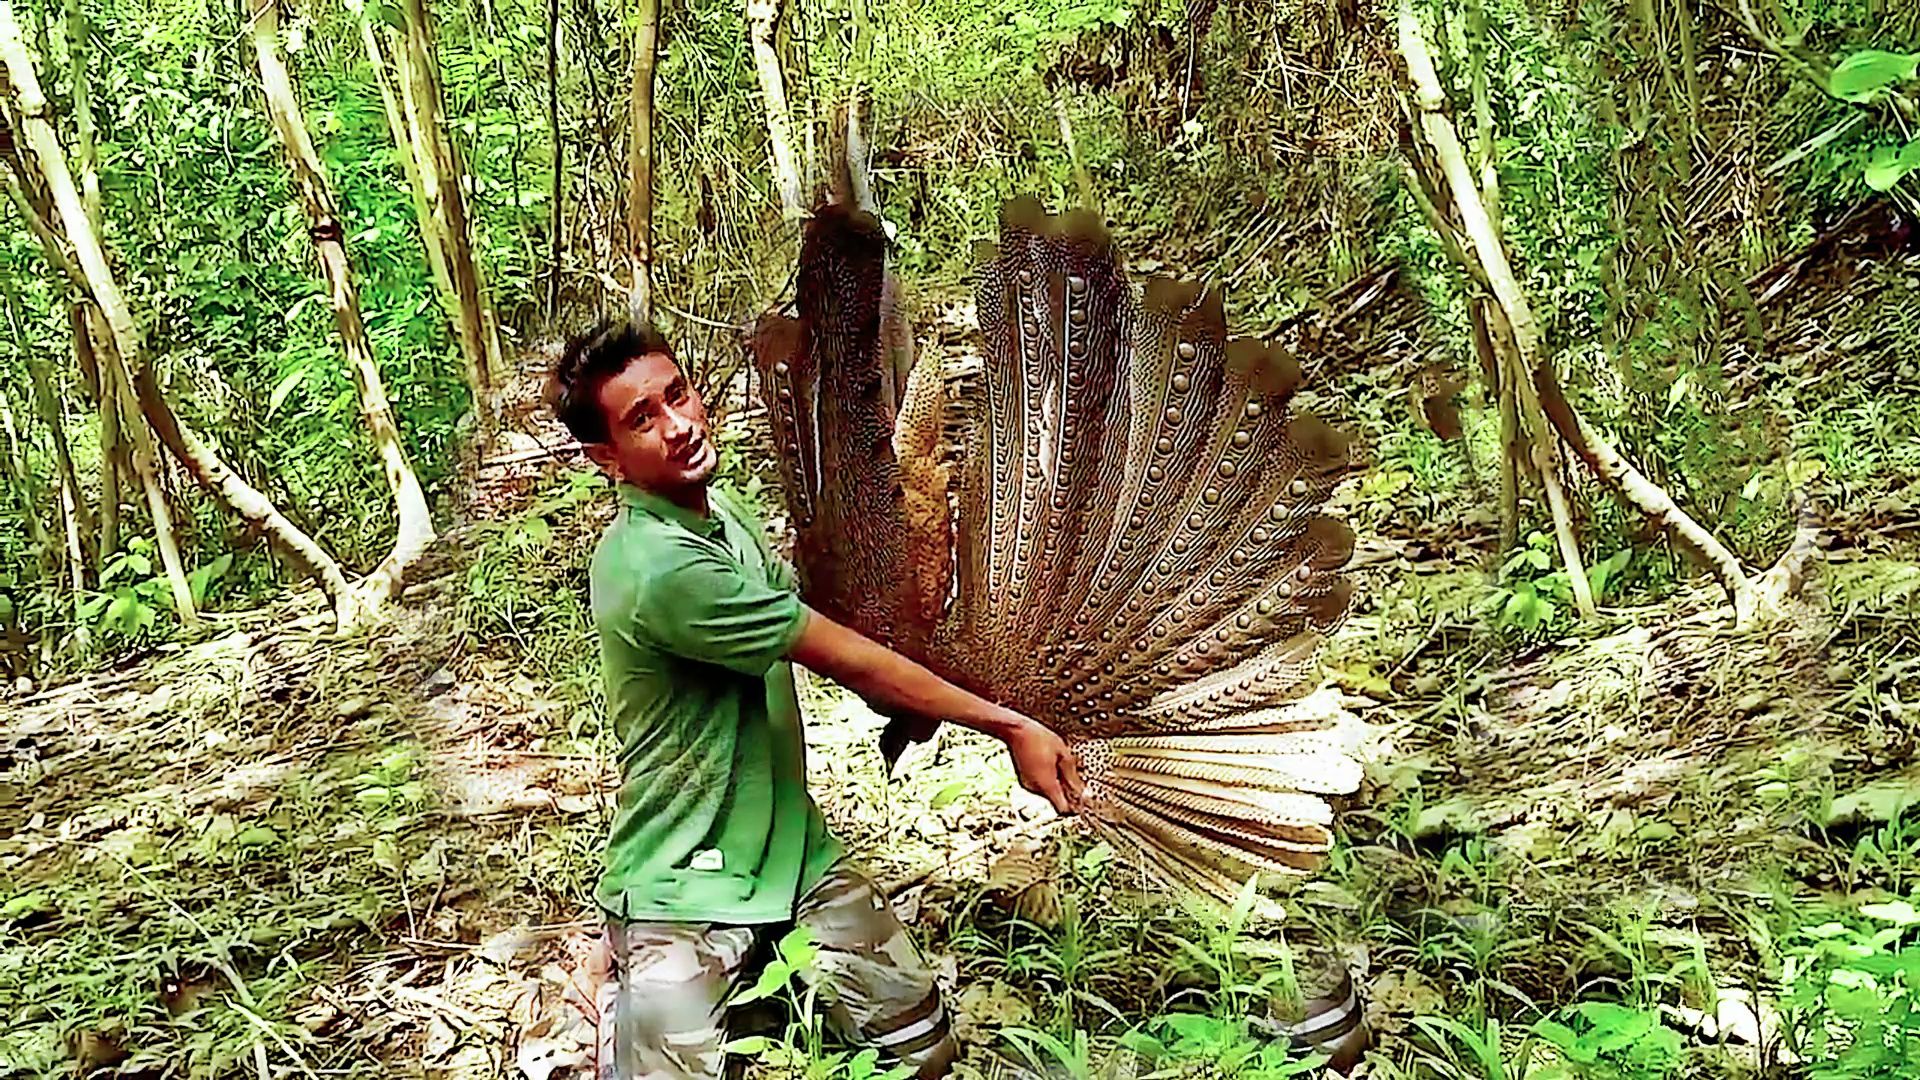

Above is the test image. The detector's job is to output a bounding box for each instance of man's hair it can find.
[547,318,675,444]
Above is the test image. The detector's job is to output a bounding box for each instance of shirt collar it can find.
[619,482,726,538]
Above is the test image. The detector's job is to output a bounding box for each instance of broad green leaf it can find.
[719,1036,772,1056]
[1830,50,1920,102]
[1532,1019,1580,1051]
[776,925,817,970]
[1860,900,1920,926]
[1864,138,1920,192]
[105,592,136,631]
[729,961,791,1005]
[234,826,278,848]
[2,891,52,920]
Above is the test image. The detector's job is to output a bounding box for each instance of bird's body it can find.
[751,196,1367,910]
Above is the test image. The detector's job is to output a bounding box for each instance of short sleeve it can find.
[630,541,809,677]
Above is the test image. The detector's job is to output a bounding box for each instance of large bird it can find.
[748,195,1367,911]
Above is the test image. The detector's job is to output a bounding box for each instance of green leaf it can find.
[1829,50,1920,102]
[719,1036,772,1056]
[1587,548,1632,600]
[728,961,792,1006]
[777,925,817,971]
[1532,1019,1581,1051]
[104,592,136,631]
[234,826,278,848]
[371,836,402,872]
[189,567,213,606]
[266,366,308,419]
[929,780,969,809]
[2,891,53,920]
[1860,900,1920,926]
[1863,138,1920,192]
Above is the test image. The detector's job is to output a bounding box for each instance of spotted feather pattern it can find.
[754,197,1367,911]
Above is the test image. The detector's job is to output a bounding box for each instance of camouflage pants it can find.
[595,861,956,1080]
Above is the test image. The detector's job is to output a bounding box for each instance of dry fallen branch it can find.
[1394,0,1822,628]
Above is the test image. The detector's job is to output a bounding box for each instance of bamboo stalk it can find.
[86,307,122,559]
[61,0,100,229]
[4,282,94,580]
[1,0,356,626]
[628,0,659,325]
[746,0,802,216]
[251,0,435,605]
[1471,300,1521,554]
[544,0,562,320]
[0,381,56,580]
[1396,0,1598,619]
[1533,365,1755,619]
[389,10,486,396]
[348,0,454,308]
[4,64,192,617]
[1398,0,1759,621]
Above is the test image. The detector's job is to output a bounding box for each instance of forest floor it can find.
[7,277,1920,1080]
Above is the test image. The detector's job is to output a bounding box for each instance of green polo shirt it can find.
[589,480,843,925]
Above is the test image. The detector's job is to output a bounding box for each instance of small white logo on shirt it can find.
[690,849,724,872]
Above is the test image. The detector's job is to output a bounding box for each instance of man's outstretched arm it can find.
[786,605,1084,815]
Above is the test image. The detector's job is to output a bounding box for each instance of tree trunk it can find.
[746,0,802,216]
[395,0,504,397]
[4,280,94,580]
[843,91,874,213]
[4,71,197,620]
[628,0,659,325]
[1533,364,1757,621]
[61,0,100,230]
[252,0,435,605]
[108,324,198,624]
[19,320,95,584]
[1395,0,1597,619]
[124,349,356,625]
[349,0,455,311]
[1054,89,1096,213]
[3,146,127,567]
[0,382,56,580]
[1,0,356,625]
[545,0,562,319]
[1471,300,1521,554]
[89,309,123,560]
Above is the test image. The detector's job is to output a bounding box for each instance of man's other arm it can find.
[785,605,1084,815]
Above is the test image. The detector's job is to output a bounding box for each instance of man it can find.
[547,320,1084,1080]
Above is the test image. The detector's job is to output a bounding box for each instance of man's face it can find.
[587,351,718,494]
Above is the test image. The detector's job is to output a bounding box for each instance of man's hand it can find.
[1002,718,1083,816]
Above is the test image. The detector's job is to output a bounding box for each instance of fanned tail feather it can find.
[757,193,1369,912]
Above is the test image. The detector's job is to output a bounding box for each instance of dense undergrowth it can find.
[6,0,1920,1075]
